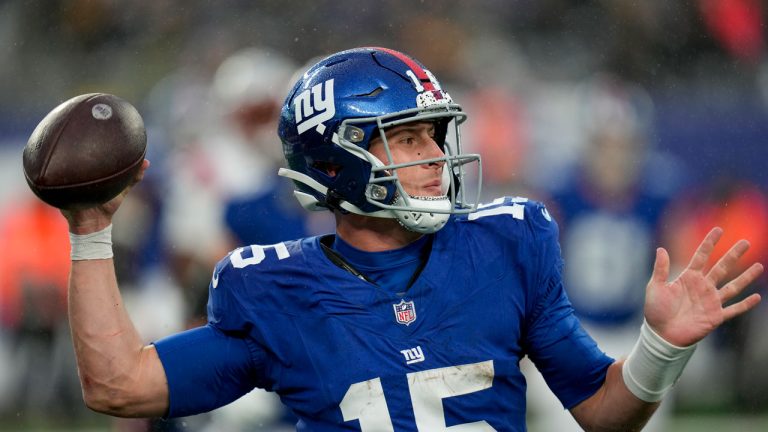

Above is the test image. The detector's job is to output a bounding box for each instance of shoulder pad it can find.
[207,240,303,331]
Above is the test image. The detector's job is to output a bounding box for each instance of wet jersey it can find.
[154,197,613,431]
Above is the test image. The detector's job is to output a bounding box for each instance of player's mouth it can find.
[421,179,444,196]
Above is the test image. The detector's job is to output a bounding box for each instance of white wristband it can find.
[69,224,114,260]
[622,320,697,402]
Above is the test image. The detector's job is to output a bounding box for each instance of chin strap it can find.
[277,168,394,218]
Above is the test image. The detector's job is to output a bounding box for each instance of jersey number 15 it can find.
[340,360,496,431]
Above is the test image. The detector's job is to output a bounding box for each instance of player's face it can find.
[369,122,446,197]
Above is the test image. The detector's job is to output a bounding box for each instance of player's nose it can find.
[425,138,446,167]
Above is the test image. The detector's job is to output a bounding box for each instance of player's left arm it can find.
[571,227,763,431]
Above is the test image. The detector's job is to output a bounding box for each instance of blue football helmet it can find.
[278,47,481,233]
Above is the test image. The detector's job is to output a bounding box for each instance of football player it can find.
[62,47,762,431]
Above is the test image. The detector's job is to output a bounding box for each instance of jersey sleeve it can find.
[207,252,252,332]
[519,199,614,409]
[153,325,267,417]
[153,252,272,417]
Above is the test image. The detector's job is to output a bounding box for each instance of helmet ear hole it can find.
[312,161,342,178]
[433,118,450,150]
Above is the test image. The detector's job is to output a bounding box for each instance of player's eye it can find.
[402,136,416,145]
[392,131,415,145]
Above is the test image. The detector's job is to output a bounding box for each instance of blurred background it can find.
[1,0,767,431]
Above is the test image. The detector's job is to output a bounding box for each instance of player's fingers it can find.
[651,247,671,284]
[687,227,723,272]
[722,293,762,322]
[707,239,751,284]
[112,160,150,205]
[118,160,150,197]
[132,159,151,185]
[718,262,764,304]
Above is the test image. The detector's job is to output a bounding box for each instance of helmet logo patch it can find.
[393,299,417,326]
[416,91,452,108]
[405,69,452,108]
[295,78,336,135]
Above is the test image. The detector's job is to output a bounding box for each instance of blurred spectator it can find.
[698,0,764,65]
[663,178,768,410]
[457,32,539,201]
[0,195,84,419]
[464,86,530,199]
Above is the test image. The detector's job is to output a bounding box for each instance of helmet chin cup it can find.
[392,195,452,234]
[440,167,450,195]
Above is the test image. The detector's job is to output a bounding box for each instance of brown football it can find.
[22,93,147,210]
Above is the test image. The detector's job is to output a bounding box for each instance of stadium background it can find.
[0,1,767,431]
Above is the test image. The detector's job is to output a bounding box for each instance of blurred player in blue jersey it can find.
[526,76,682,432]
[61,47,763,431]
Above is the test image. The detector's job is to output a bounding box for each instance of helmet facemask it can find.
[336,105,482,233]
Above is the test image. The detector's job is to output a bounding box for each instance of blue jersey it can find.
[154,197,613,431]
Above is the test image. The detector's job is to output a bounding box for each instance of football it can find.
[22,93,147,210]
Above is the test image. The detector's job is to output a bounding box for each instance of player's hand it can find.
[61,159,150,235]
[643,227,763,347]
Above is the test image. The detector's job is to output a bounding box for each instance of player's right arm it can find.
[69,256,169,417]
[64,160,169,417]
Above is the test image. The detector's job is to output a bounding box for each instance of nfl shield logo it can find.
[393,299,417,326]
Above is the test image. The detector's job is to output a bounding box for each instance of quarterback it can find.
[63,48,762,431]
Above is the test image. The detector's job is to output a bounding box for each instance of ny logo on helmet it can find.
[295,78,336,135]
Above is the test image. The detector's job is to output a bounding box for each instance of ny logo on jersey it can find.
[294,78,335,135]
[393,299,417,326]
[400,346,425,365]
